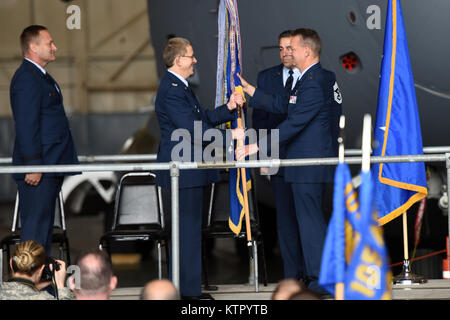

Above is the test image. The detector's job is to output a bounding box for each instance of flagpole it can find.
[361,114,372,174]
[335,115,346,300]
[236,103,252,243]
[393,210,427,284]
[402,212,409,261]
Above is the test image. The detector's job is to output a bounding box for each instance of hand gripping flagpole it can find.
[335,115,346,300]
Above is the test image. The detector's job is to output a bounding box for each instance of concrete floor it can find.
[109,280,450,300]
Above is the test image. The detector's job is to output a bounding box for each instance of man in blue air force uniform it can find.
[252,30,308,280]
[238,28,342,295]
[10,25,79,255]
[155,37,244,299]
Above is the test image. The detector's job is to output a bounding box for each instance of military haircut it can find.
[20,25,48,56]
[278,29,293,41]
[163,37,191,68]
[292,28,322,56]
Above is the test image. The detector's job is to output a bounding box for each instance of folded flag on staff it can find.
[319,162,360,296]
[215,0,251,234]
[344,170,392,299]
[319,164,392,299]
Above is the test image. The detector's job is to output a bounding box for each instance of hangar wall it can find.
[0,0,157,116]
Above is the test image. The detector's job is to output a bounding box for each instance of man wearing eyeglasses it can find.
[155,37,244,300]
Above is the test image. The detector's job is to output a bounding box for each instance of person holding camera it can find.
[0,240,73,300]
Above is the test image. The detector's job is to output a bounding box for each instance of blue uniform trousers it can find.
[166,186,204,297]
[17,177,63,255]
[289,182,327,293]
[271,175,305,280]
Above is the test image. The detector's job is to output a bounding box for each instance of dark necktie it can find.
[44,73,53,84]
[186,86,197,103]
[285,69,294,93]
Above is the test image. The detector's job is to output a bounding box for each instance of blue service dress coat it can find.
[10,59,79,179]
[10,59,79,254]
[155,71,235,189]
[250,62,342,183]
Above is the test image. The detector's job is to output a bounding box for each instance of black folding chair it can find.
[0,190,70,282]
[99,172,169,279]
[202,171,268,292]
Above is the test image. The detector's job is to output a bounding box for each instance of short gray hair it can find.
[292,28,322,56]
[163,37,191,68]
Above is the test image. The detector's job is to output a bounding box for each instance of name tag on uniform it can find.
[289,95,297,104]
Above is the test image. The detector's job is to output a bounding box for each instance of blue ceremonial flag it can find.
[372,0,428,225]
[319,163,361,296]
[344,171,392,300]
[215,0,250,234]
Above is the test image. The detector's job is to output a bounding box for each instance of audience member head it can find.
[272,278,304,300]
[10,240,46,283]
[140,278,180,300]
[289,289,322,300]
[69,249,117,300]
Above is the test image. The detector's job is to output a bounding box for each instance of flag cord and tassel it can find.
[412,198,427,261]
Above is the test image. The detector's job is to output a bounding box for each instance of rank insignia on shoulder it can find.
[171,83,178,86]
[289,95,297,104]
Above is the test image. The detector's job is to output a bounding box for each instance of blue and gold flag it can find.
[320,165,392,299]
[319,163,361,296]
[344,171,392,299]
[372,0,428,225]
[215,0,250,234]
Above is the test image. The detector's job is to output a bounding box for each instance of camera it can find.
[41,257,61,282]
